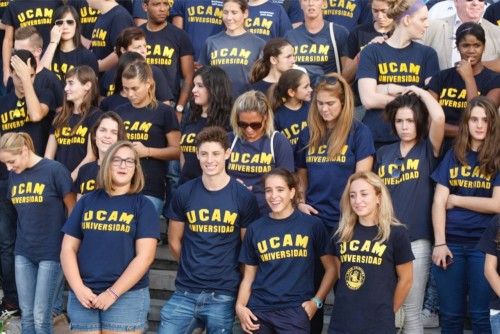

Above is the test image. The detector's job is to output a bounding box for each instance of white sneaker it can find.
[422,309,439,328]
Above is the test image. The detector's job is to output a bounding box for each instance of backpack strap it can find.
[270,131,278,163]
[329,22,341,74]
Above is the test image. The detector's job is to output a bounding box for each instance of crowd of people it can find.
[0,0,498,333]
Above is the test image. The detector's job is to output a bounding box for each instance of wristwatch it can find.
[176,104,184,113]
[311,296,323,309]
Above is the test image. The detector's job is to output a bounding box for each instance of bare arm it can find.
[296,168,318,215]
[2,25,13,86]
[44,135,57,159]
[485,89,500,108]
[60,235,97,308]
[98,52,119,72]
[40,25,62,70]
[132,130,181,161]
[359,78,397,110]
[485,254,500,297]
[302,255,336,320]
[70,134,97,181]
[447,186,500,214]
[177,55,195,109]
[172,16,183,29]
[63,192,76,216]
[393,261,413,312]
[168,219,184,261]
[432,184,453,268]
[355,156,373,172]
[236,265,260,334]
[340,56,355,83]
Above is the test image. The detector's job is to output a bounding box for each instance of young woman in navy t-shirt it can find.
[115,60,180,215]
[250,38,296,95]
[329,171,414,334]
[44,65,101,180]
[271,68,312,151]
[0,132,75,334]
[375,87,445,331]
[74,111,126,199]
[180,66,233,183]
[237,168,335,333]
[431,96,500,333]
[61,141,159,332]
[40,5,98,83]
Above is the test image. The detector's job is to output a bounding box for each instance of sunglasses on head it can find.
[314,75,339,87]
[55,19,75,26]
[237,121,263,130]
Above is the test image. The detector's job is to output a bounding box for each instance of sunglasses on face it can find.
[237,121,263,130]
[55,19,75,26]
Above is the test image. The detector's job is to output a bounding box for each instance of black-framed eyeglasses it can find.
[111,157,135,168]
[55,19,75,26]
[237,121,263,130]
[389,157,405,178]
[314,75,339,87]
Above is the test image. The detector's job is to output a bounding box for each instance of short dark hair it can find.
[115,27,146,57]
[385,93,428,142]
[456,22,485,47]
[195,126,229,150]
[10,49,37,73]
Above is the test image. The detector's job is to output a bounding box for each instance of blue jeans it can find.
[145,195,164,217]
[491,312,500,334]
[0,180,18,306]
[423,268,439,313]
[15,255,64,334]
[433,243,492,334]
[159,290,235,334]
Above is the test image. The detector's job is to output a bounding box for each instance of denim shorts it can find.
[67,287,150,332]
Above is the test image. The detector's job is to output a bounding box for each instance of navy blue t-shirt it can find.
[227,131,294,214]
[239,210,331,310]
[375,139,437,241]
[0,88,54,155]
[91,4,133,62]
[329,224,414,334]
[99,65,173,102]
[73,161,99,195]
[199,31,265,98]
[169,0,225,60]
[68,0,100,40]
[274,102,309,151]
[246,2,292,41]
[50,47,99,83]
[431,149,499,244]
[63,189,160,293]
[51,108,102,172]
[9,158,72,262]
[427,67,500,126]
[477,215,500,310]
[347,23,388,59]
[285,22,349,83]
[115,102,179,199]
[251,80,273,95]
[99,94,128,112]
[295,121,375,229]
[270,0,303,24]
[322,0,373,32]
[2,0,62,50]
[141,23,194,102]
[357,41,439,144]
[167,177,259,294]
[484,2,500,26]
[179,116,207,184]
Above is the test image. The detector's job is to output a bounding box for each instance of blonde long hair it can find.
[335,171,401,243]
[307,73,354,159]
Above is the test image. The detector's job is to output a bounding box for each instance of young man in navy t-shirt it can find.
[159,126,259,333]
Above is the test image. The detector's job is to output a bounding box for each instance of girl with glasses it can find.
[374,87,445,331]
[228,90,294,214]
[0,132,75,334]
[431,96,500,333]
[115,61,180,216]
[329,171,414,333]
[61,141,159,333]
[40,5,98,84]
